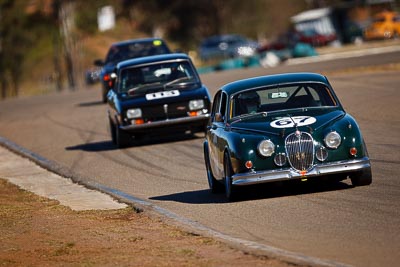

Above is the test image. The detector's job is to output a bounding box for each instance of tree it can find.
[120,0,307,51]
[0,0,30,98]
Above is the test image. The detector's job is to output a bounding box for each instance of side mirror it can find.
[215,113,224,122]
[94,59,105,66]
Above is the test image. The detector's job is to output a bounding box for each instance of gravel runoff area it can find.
[0,144,295,266]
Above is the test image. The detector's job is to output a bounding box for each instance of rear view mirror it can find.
[215,113,224,122]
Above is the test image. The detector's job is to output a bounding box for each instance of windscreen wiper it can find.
[163,77,191,88]
[127,82,161,95]
[230,112,268,125]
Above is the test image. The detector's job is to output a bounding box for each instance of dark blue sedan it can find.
[94,38,172,103]
[107,53,211,147]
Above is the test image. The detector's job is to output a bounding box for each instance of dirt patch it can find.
[0,179,292,267]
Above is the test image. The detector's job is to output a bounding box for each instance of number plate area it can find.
[146,90,180,100]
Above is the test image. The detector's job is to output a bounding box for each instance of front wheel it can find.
[224,153,237,201]
[102,87,108,103]
[204,144,223,193]
[350,167,372,186]
[115,125,131,148]
[109,118,117,144]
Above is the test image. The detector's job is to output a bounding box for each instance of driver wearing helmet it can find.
[236,91,261,116]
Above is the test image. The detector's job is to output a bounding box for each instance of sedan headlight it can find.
[126,108,142,119]
[189,99,204,110]
[324,131,341,149]
[258,140,275,157]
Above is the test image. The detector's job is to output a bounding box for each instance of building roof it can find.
[291,7,332,23]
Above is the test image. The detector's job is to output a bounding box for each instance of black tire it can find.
[109,118,117,144]
[224,153,237,201]
[350,167,372,186]
[204,144,223,193]
[116,126,131,148]
[102,86,108,103]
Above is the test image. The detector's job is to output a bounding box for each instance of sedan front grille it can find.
[142,101,189,121]
[285,131,314,171]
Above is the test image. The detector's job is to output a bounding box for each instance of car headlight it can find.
[189,99,204,110]
[258,140,275,157]
[324,131,341,149]
[126,108,142,119]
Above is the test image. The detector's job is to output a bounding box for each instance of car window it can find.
[220,92,227,119]
[105,41,170,65]
[210,91,228,122]
[211,92,221,118]
[117,60,198,94]
[231,83,337,118]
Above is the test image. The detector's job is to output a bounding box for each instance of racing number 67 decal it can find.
[270,116,316,128]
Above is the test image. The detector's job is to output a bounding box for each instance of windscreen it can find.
[105,41,170,65]
[118,61,199,94]
[231,83,337,118]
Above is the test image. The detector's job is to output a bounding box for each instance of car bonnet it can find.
[228,108,345,136]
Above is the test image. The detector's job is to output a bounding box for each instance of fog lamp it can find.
[316,146,328,162]
[274,153,286,166]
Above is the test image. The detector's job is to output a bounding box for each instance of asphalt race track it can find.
[0,49,399,267]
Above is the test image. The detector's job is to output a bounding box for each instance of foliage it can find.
[75,0,111,34]
[0,0,328,99]
[0,0,59,98]
[120,0,306,51]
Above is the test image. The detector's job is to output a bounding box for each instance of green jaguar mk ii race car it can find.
[204,72,372,201]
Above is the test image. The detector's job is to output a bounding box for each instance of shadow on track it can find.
[65,141,116,152]
[65,132,202,152]
[150,180,353,204]
[76,101,105,107]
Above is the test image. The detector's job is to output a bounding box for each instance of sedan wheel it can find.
[109,119,117,144]
[350,167,372,186]
[204,144,223,193]
[116,126,131,148]
[102,88,108,103]
[224,153,237,201]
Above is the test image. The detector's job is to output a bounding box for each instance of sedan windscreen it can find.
[105,42,170,65]
[231,83,338,118]
[118,61,199,94]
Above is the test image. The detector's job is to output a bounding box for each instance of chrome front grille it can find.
[285,131,314,171]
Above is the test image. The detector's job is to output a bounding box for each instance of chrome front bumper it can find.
[120,114,210,132]
[232,157,371,186]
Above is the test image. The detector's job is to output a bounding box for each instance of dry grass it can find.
[0,178,292,267]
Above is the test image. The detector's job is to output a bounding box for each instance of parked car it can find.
[84,68,101,85]
[107,53,211,148]
[258,29,336,53]
[94,38,172,103]
[204,73,372,201]
[199,34,259,61]
[295,29,337,46]
[364,11,400,40]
